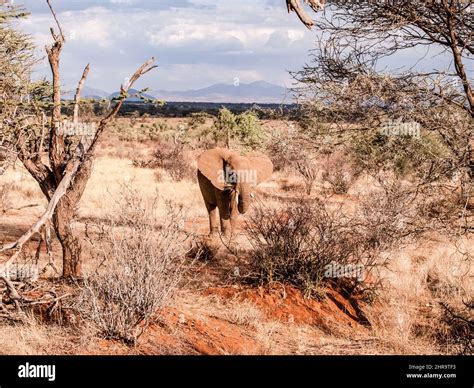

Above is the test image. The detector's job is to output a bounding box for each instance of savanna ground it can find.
[1,115,472,355]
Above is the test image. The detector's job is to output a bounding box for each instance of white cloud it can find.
[16,0,315,91]
[288,29,305,42]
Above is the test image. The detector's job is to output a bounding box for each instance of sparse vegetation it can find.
[321,151,356,195]
[266,129,300,172]
[294,157,318,195]
[78,189,188,344]
[0,0,471,358]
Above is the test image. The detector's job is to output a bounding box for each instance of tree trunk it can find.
[53,198,82,278]
[446,9,474,116]
[50,158,92,278]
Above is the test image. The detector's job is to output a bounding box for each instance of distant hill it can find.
[108,89,155,102]
[150,81,293,104]
[62,86,110,101]
[63,81,294,104]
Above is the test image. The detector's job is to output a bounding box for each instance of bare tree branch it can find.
[46,0,64,42]
[0,276,22,311]
[45,0,65,181]
[87,57,157,156]
[73,63,90,124]
[286,0,325,29]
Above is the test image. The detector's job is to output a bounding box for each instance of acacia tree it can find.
[0,2,35,175]
[293,0,473,181]
[289,1,473,240]
[310,0,473,116]
[0,1,156,278]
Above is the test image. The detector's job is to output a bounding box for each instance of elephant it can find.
[197,147,273,237]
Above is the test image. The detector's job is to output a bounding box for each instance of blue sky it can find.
[14,0,459,93]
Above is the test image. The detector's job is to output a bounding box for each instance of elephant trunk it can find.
[237,182,251,214]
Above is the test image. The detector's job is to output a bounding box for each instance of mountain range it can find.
[63,81,293,104]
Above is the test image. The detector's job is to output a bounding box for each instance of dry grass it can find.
[0,317,70,355]
[77,157,204,222]
[364,236,473,354]
[0,118,471,355]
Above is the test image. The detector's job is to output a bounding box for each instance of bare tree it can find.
[0,1,156,278]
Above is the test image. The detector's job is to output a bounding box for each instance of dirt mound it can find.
[134,285,370,355]
[204,285,367,327]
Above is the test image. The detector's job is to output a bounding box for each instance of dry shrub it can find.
[358,182,424,248]
[246,183,425,299]
[415,184,473,233]
[295,157,318,195]
[133,141,194,182]
[78,188,189,345]
[279,179,303,193]
[437,302,473,355]
[422,251,473,355]
[321,151,357,194]
[0,148,15,176]
[267,141,288,172]
[267,129,300,172]
[225,301,262,327]
[188,237,216,262]
[254,321,284,355]
[245,200,375,298]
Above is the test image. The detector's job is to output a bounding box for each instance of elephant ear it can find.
[197,148,232,190]
[248,156,273,185]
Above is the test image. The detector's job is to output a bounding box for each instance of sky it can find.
[13,0,460,94]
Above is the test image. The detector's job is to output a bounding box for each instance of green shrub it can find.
[235,111,264,149]
[211,108,264,150]
[115,120,173,142]
[351,128,454,181]
[188,112,211,129]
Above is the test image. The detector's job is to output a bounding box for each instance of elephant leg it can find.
[198,170,219,237]
[216,189,232,237]
[206,204,219,237]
